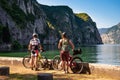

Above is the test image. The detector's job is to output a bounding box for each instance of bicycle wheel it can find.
[70,57,83,73]
[22,55,31,68]
[37,56,48,70]
[52,55,63,70]
[42,56,50,69]
[37,60,45,70]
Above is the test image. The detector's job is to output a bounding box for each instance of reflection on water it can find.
[96,44,120,66]
[81,44,120,66]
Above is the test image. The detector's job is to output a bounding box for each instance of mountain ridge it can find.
[0,0,102,50]
[99,23,120,44]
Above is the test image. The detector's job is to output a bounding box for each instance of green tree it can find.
[2,26,11,43]
[12,40,22,50]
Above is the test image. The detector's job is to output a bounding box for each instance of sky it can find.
[37,0,120,28]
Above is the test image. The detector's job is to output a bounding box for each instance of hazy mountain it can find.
[100,23,120,44]
[98,28,108,35]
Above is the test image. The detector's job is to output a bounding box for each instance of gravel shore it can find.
[0,63,117,80]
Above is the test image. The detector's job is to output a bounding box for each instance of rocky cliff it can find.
[0,0,48,44]
[0,0,102,50]
[100,23,120,44]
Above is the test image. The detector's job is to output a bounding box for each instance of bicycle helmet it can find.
[62,32,66,36]
[61,32,67,38]
[32,33,38,37]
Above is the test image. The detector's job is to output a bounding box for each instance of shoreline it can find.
[0,57,120,80]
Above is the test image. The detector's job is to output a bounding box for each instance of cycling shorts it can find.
[31,50,39,57]
[60,50,69,61]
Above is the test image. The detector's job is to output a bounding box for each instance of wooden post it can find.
[37,73,53,80]
[0,66,9,76]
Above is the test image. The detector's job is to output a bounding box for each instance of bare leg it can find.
[58,61,63,70]
[66,61,69,73]
[62,61,66,73]
[34,56,38,70]
[30,56,34,70]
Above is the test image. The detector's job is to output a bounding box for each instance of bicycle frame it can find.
[38,52,42,59]
[59,53,78,67]
[52,49,83,73]
[22,50,49,70]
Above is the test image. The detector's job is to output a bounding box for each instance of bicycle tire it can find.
[38,56,48,70]
[22,55,31,68]
[37,60,45,70]
[70,57,83,73]
[52,55,63,70]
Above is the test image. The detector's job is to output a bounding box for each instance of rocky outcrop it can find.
[41,6,102,45]
[0,0,102,50]
[75,13,102,44]
[0,0,48,45]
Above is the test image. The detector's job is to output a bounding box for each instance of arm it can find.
[28,39,32,51]
[39,44,44,52]
[28,44,32,51]
[58,39,62,50]
[37,38,43,50]
[69,40,75,51]
[39,44,43,50]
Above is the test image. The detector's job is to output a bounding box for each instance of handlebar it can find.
[28,49,45,53]
[40,49,45,53]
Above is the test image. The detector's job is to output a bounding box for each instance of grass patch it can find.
[0,52,27,57]
[0,50,60,59]
[10,73,37,80]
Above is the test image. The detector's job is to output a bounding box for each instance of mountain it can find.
[98,28,108,35]
[100,23,120,44]
[0,0,102,50]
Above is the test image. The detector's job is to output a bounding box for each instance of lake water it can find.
[80,44,120,66]
[45,44,120,66]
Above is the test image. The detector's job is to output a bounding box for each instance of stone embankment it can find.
[0,57,120,80]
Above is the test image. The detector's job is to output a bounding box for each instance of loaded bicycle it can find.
[22,50,49,70]
[52,49,83,73]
